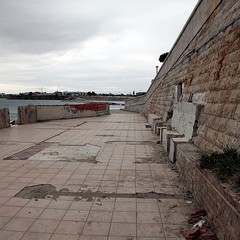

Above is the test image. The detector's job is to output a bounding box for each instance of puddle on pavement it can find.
[15,184,179,201]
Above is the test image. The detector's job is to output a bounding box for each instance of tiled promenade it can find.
[0,111,196,240]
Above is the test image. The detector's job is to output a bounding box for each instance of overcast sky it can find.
[0,0,198,94]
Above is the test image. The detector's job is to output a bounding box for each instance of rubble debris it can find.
[181,210,218,240]
[169,204,178,209]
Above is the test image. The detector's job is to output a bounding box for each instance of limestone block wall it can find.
[0,108,10,129]
[125,0,240,152]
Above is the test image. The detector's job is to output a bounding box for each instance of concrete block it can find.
[18,105,37,125]
[0,108,10,129]
[159,127,167,143]
[171,102,203,141]
[162,129,183,153]
[169,137,188,163]
[153,120,164,135]
[148,114,160,128]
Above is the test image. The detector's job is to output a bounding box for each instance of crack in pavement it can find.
[15,184,179,201]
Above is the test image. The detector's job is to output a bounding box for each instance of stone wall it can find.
[18,105,37,125]
[125,0,240,153]
[0,108,10,129]
[176,143,240,240]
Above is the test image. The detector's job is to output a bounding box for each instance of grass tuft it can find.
[200,147,240,190]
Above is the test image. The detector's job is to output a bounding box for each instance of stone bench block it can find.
[153,120,164,135]
[148,114,161,128]
[162,129,183,153]
[159,127,167,143]
[169,137,188,163]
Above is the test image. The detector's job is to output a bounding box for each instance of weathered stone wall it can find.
[125,0,240,152]
[18,103,110,124]
[0,108,10,129]
[18,105,37,125]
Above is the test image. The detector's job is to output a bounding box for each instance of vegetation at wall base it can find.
[200,147,240,192]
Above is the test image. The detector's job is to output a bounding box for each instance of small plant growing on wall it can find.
[200,147,240,193]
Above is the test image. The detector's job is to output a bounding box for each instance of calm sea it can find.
[0,99,124,121]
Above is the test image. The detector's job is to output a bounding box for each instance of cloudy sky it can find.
[0,0,198,94]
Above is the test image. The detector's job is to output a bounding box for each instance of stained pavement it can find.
[0,110,197,240]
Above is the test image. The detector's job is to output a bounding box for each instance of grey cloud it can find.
[0,0,108,53]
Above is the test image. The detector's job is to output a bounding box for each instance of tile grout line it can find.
[107,142,124,240]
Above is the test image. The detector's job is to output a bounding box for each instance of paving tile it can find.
[16,207,44,219]
[158,199,181,213]
[47,200,72,209]
[0,206,21,217]
[82,222,110,236]
[28,219,60,233]
[0,216,11,228]
[7,182,29,190]
[137,238,164,240]
[137,223,165,238]
[3,217,35,231]
[117,187,136,194]
[69,200,93,211]
[79,236,108,240]
[0,189,20,197]
[91,201,115,211]
[114,202,136,212]
[137,212,161,224]
[137,202,159,212]
[39,208,67,220]
[112,211,136,223]
[87,210,112,222]
[5,197,30,207]
[161,212,186,225]
[108,237,136,240]
[55,220,84,235]
[109,222,136,237]
[63,210,89,221]
[50,234,80,240]
[0,230,24,240]
[21,232,51,240]
[26,199,51,208]
[163,224,187,238]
